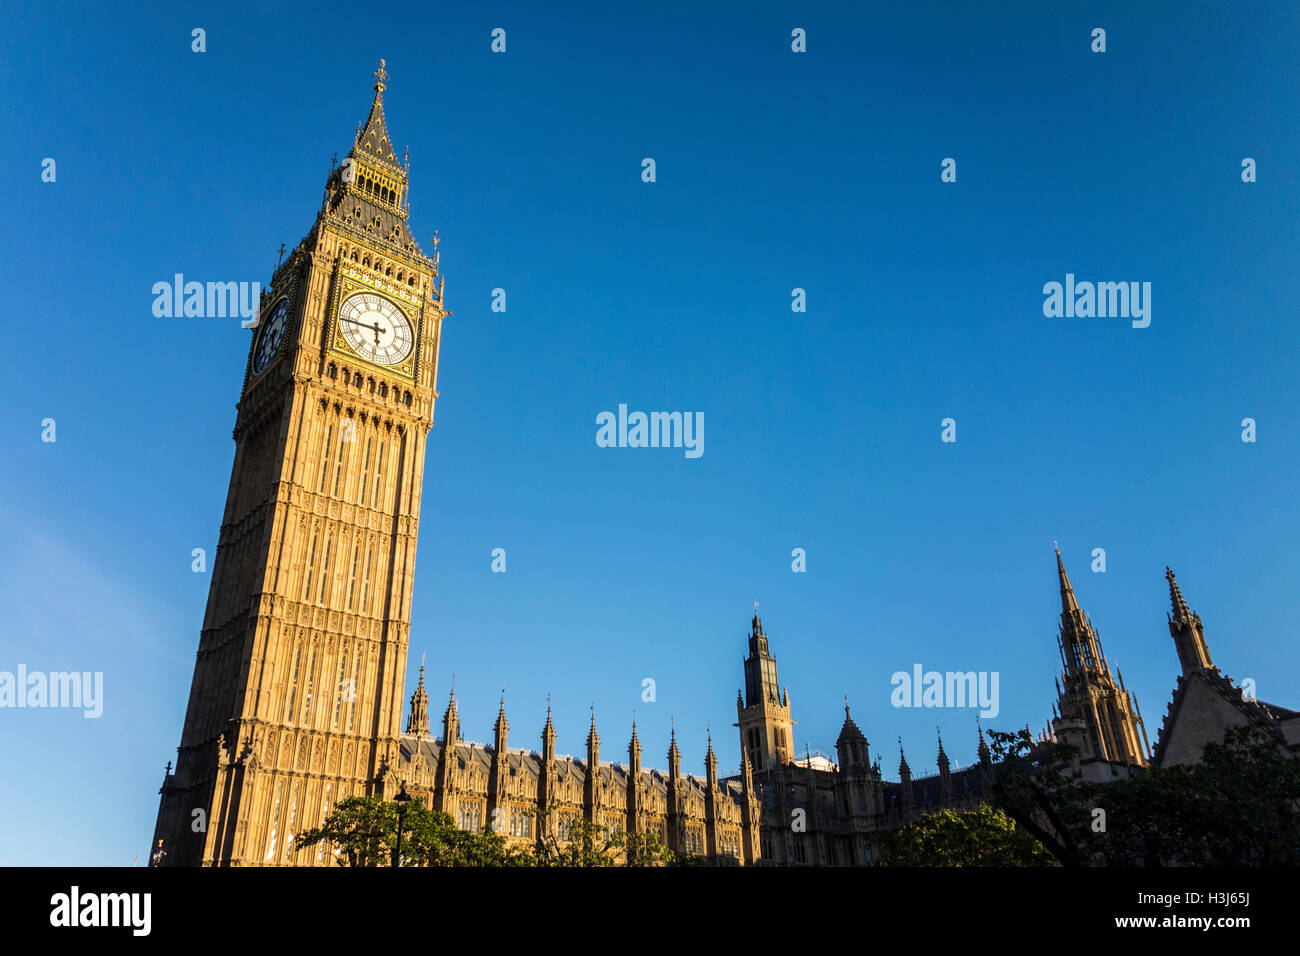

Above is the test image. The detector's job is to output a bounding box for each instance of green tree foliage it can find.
[293,796,524,867]
[878,805,1055,866]
[294,796,695,867]
[984,723,1300,866]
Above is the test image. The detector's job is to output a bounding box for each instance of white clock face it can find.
[338,292,413,366]
[253,298,290,373]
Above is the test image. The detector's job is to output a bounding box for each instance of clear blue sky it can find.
[2,1,1298,865]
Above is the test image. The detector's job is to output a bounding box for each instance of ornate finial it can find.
[1053,539,1059,553]
[373,58,388,94]
[164,760,172,775]
[432,230,440,249]
[276,242,286,266]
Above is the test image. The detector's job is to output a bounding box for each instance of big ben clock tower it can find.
[152,61,448,866]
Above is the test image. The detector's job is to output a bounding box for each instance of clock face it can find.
[253,298,291,374]
[337,292,414,366]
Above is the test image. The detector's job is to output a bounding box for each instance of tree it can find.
[983,723,1300,867]
[294,796,526,867]
[878,805,1054,866]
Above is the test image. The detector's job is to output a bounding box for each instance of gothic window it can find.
[302,530,319,600]
[360,545,373,615]
[284,781,300,860]
[333,651,348,727]
[346,654,360,732]
[358,436,372,503]
[265,780,283,861]
[346,543,359,611]
[318,425,334,492]
[302,646,317,722]
[317,533,332,603]
[285,643,302,719]
[318,783,332,863]
[373,441,386,508]
[332,429,349,496]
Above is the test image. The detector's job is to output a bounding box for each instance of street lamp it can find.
[393,782,411,868]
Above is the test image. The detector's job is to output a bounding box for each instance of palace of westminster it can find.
[150,64,1300,867]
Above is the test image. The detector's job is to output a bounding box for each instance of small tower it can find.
[583,708,600,826]
[739,744,760,864]
[626,718,643,842]
[735,608,796,772]
[405,665,429,737]
[835,698,870,771]
[977,720,993,783]
[1166,567,1215,677]
[936,728,952,801]
[537,698,556,843]
[666,722,683,856]
[487,690,509,829]
[897,738,913,810]
[704,729,720,859]
[433,683,459,812]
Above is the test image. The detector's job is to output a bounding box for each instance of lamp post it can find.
[393,782,411,868]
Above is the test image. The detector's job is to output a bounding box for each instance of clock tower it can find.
[152,61,448,866]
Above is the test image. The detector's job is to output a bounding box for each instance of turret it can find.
[666,722,683,855]
[536,698,556,846]
[405,665,429,737]
[583,708,600,826]
[897,738,913,810]
[937,728,952,801]
[433,682,459,811]
[704,729,719,859]
[1166,567,1215,677]
[487,690,509,830]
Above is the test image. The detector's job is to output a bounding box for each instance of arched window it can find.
[317,532,332,603]
[302,530,319,599]
[284,642,302,719]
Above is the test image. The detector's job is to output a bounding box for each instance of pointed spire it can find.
[628,713,641,768]
[352,59,401,169]
[1055,541,1080,614]
[897,737,911,775]
[977,719,991,764]
[1166,566,1191,621]
[936,726,948,763]
[1166,566,1215,676]
[493,685,508,744]
[406,663,430,737]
